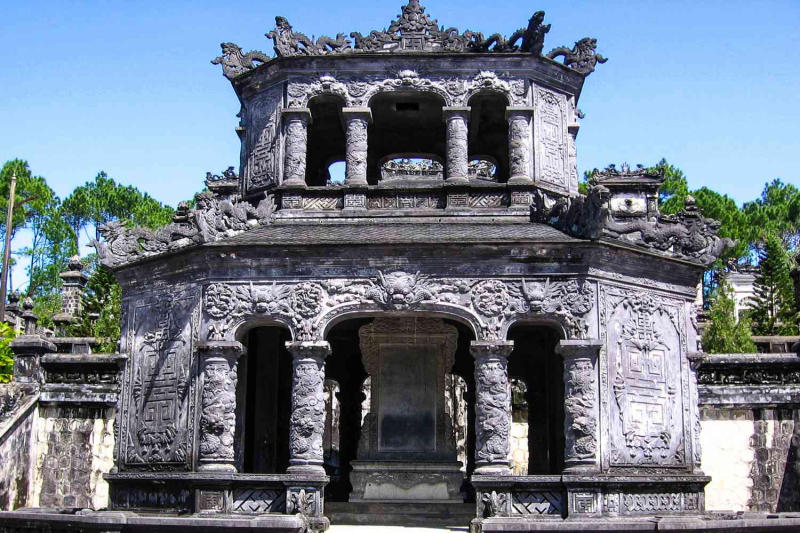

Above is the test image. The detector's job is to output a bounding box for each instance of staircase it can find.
[325,502,475,528]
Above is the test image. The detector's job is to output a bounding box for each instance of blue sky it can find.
[1,1,799,287]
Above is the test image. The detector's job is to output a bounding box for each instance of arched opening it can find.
[323,315,474,503]
[306,94,346,186]
[235,325,293,474]
[367,92,446,184]
[507,322,565,475]
[468,93,509,182]
[327,161,346,184]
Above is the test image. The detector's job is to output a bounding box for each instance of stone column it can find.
[443,107,470,183]
[197,340,244,472]
[342,107,372,186]
[506,106,535,184]
[471,340,514,475]
[286,341,331,475]
[281,108,312,187]
[556,339,603,473]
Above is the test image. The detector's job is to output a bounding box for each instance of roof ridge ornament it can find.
[213,3,606,78]
[546,38,608,75]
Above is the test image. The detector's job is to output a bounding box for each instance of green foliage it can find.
[0,159,47,238]
[743,179,800,251]
[0,322,17,383]
[62,171,174,242]
[32,292,63,332]
[652,159,689,216]
[702,281,757,354]
[691,187,751,263]
[72,262,121,353]
[748,233,799,335]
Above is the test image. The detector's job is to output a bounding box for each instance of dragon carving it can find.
[547,37,608,75]
[267,16,350,57]
[211,43,270,80]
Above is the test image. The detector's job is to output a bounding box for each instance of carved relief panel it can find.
[243,85,283,194]
[601,285,689,467]
[120,290,199,469]
[533,86,569,195]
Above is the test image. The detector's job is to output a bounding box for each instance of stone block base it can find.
[350,461,464,502]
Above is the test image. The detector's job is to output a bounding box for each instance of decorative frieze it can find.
[286,70,527,110]
[202,275,596,343]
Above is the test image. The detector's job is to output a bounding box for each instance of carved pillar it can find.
[286,341,331,475]
[198,341,244,472]
[471,340,514,475]
[281,108,312,187]
[342,107,372,186]
[556,339,603,473]
[506,106,534,184]
[443,107,470,183]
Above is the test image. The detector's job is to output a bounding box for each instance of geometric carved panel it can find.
[512,491,564,516]
[604,288,686,467]
[232,488,286,513]
[244,85,282,195]
[124,293,196,467]
[533,87,569,195]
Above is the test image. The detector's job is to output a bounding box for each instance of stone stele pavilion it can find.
[3,2,800,532]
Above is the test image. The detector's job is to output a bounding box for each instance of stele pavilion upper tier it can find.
[90,1,736,531]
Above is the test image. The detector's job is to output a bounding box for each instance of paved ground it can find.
[329,527,468,532]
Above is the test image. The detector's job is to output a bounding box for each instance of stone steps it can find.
[325,502,475,528]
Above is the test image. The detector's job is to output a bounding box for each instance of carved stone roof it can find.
[212,2,607,80]
[214,220,579,246]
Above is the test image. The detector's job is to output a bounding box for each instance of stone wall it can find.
[0,385,38,511]
[700,408,755,511]
[509,421,529,475]
[29,405,115,509]
[700,406,800,513]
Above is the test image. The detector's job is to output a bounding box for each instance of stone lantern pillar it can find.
[556,339,603,473]
[506,106,535,184]
[443,107,470,183]
[281,108,312,187]
[286,341,331,475]
[471,340,514,475]
[342,107,372,186]
[11,298,56,384]
[197,340,244,472]
[53,255,90,334]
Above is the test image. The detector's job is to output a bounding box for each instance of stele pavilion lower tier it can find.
[24,2,760,531]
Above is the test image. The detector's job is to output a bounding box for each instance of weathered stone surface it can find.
[0,386,37,511]
[31,405,115,509]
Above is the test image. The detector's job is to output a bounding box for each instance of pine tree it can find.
[702,280,757,353]
[748,233,799,335]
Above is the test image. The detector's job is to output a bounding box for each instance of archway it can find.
[323,315,475,503]
[507,322,565,475]
[235,324,293,474]
[367,91,446,184]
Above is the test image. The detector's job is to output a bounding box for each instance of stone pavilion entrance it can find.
[350,317,463,502]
